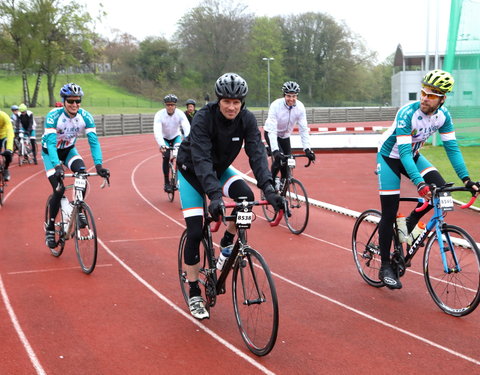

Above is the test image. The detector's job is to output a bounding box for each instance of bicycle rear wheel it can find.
[44,194,65,257]
[167,162,176,202]
[74,202,97,274]
[424,224,480,317]
[178,229,217,308]
[260,190,277,222]
[352,209,384,287]
[232,247,278,356]
[285,178,309,234]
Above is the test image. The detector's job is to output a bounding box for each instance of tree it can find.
[280,12,374,105]
[243,16,286,106]
[135,37,179,84]
[176,0,253,87]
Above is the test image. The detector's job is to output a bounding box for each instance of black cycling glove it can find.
[95,164,110,178]
[263,185,284,212]
[305,148,316,162]
[54,164,64,179]
[208,197,225,221]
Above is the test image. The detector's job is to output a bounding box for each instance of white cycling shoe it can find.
[188,296,210,320]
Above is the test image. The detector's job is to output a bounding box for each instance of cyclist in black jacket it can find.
[176,72,284,320]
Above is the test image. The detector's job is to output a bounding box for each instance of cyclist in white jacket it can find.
[263,81,315,184]
[153,94,191,192]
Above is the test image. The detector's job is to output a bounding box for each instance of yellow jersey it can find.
[0,110,14,151]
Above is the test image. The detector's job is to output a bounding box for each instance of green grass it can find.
[421,145,480,207]
[0,73,163,116]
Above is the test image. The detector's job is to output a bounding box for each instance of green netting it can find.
[443,0,480,146]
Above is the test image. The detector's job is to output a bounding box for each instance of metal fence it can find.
[33,106,399,140]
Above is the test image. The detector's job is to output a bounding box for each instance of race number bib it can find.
[288,158,296,168]
[439,192,454,211]
[236,211,253,229]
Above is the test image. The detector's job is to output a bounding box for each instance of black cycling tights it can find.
[378,169,445,264]
[264,130,291,180]
[184,179,254,265]
[162,150,171,184]
[46,159,86,231]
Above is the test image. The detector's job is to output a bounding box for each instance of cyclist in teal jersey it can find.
[376,69,479,289]
[42,83,110,248]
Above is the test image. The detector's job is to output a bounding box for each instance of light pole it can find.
[262,57,274,106]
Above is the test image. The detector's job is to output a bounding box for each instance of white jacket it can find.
[153,108,190,147]
[263,98,310,151]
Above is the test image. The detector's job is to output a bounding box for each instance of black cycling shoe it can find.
[164,183,173,193]
[379,264,402,289]
[45,230,57,248]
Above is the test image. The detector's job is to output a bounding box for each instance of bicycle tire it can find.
[352,209,384,287]
[424,224,480,317]
[74,201,97,274]
[0,166,4,206]
[178,229,217,309]
[232,247,279,356]
[285,178,309,234]
[44,194,65,257]
[167,162,175,202]
[260,190,277,222]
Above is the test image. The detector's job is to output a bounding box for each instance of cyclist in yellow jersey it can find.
[0,110,14,181]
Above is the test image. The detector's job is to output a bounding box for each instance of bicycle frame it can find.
[208,200,283,295]
[397,184,477,272]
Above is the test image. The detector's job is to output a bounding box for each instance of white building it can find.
[391,42,480,107]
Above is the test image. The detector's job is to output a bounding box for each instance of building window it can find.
[463,91,473,99]
[409,92,417,101]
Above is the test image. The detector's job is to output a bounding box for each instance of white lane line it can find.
[109,236,179,243]
[128,155,480,367]
[271,271,480,365]
[7,264,113,275]
[0,275,46,375]
[97,237,275,375]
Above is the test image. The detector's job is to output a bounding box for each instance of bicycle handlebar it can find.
[414,183,478,212]
[281,154,313,168]
[210,200,284,232]
[62,172,110,189]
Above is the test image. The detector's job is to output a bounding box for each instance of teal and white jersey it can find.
[378,101,468,185]
[42,107,102,167]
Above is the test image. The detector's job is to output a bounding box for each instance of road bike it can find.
[261,154,312,234]
[178,198,283,356]
[44,171,109,274]
[352,183,480,316]
[17,131,34,166]
[164,145,179,202]
[0,153,6,206]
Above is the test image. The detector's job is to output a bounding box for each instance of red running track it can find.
[0,134,479,374]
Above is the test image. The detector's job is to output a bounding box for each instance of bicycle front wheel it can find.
[167,162,176,202]
[74,202,97,274]
[352,209,384,287]
[424,224,480,317]
[178,229,217,308]
[44,194,65,257]
[232,247,279,356]
[285,178,309,235]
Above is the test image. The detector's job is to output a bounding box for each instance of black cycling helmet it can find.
[185,99,196,106]
[215,73,248,101]
[282,81,300,94]
[60,83,84,98]
[163,94,178,103]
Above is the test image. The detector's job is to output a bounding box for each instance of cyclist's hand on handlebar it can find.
[54,164,64,179]
[160,145,167,153]
[95,164,110,178]
[264,185,285,212]
[463,177,480,194]
[417,182,432,200]
[305,148,316,162]
[208,197,225,221]
[273,150,286,164]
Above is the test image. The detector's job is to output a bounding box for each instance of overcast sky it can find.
[83,0,450,62]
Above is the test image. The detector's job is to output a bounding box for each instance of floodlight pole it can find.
[262,57,274,106]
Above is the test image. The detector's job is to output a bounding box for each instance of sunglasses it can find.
[420,89,444,100]
[65,99,82,104]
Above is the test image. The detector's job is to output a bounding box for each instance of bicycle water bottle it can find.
[407,221,426,245]
[396,214,408,243]
[216,246,233,271]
